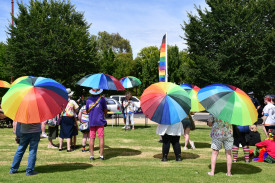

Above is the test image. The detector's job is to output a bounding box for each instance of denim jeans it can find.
[10,132,40,174]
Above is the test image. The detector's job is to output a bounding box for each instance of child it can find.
[246,125,261,146]
[78,105,90,152]
[123,92,138,130]
[232,125,250,163]
[255,130,275,163]
[47,115,59,148]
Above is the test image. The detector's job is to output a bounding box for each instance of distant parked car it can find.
[106,98,121,113]
[110,95,142,112]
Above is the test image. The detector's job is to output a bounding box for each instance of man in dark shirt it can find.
[248,91,261,119]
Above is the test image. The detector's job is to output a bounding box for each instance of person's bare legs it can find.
[59,138,63,149]
[209,149,219,176]
[66,138,71,150]
[73,136,76,147]
[184,128,190,148]
[99,137,104,156]
[89,138,95,157]
[225,150,232,176]
[82,133,88,146]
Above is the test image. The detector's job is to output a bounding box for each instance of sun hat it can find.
[89,88,103,95]
[66,88,74,97]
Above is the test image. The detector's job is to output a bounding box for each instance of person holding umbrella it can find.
[207,115,233,176]
[86,89,108,160]
[5,76,68,176]
[9,122,41,176]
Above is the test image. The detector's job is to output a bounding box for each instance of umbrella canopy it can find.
[179,84,205,112]
[141,82,191,125]
[0,80,11,88]
[1,76,68,123]
[11,76,29,87]
[77,73,125,91]
[197,84,258,126]
[119,76,142,88]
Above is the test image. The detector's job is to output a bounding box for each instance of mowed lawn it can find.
[0,124,274,183]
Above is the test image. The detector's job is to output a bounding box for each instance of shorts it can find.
[211,137,233,150]
[123,113,126,119]
[90,125,104,139]
[181,118,191,129]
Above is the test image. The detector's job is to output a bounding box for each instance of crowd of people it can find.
[4,91,275,176]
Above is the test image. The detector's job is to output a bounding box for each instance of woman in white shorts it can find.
[207,115,233,176]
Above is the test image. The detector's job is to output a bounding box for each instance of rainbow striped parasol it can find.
[141,82,191,125]
[179,84,205,112]
[1,76,68,123]
[197,84,258,126]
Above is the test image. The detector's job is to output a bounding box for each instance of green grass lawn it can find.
[0,124,274,183]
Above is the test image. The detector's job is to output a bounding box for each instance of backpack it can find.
[48,116,57,127]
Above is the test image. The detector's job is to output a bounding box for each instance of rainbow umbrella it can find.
[1,76,68,123]
[77,73,125,91]
[197,84,258,126]
[119,76,142,88]
[11,76,29,86]
[141,82,191,125]
[0,80,11,88]
[179,84,205,112]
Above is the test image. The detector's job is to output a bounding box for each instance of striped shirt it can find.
[80,105,89,123]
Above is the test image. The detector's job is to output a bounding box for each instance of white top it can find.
[156,122,184,136]
[263,103,275,126]
[123,100,138,113]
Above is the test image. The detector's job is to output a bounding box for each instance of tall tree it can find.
[135,46,159,95]
[6,0,98,89]
[182,0,275,96]
[96,31,132,54]
[0,42,9,81]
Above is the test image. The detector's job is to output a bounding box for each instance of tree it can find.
[0,42,9,81]
[96,31,132,54]
[182,0,275,96]
[6,0,98,90]
[135,46,159,95]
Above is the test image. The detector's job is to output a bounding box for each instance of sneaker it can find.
[100,157,105,160]
[183,147,188,150]
[82,149,85,152]
[9,170,17,174]
[190,141,196,149]
[122,125,126,129]
[26,171,38,176]
[40,133,48,138]
[90,156,95,160]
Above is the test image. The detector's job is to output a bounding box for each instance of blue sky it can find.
[0,0,208,57]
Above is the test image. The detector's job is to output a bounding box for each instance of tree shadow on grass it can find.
[34,163,92,173]
[181,142,211,149]
[153,152,200,160]
[103,148,142,159]
[208,162,262,175]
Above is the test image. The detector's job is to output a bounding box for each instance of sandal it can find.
[207,172,214,176]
